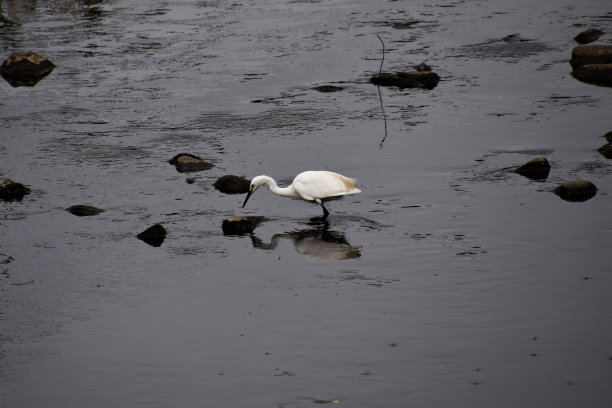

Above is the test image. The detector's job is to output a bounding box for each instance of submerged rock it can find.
[370,71,440,89]
[0,51,55,87]
[222,216,265,235]
[0,179,31,201]
[214,175,250,194]
[574,28,604,44]
[168,153,213,173]
[597,142,612,159]
[137,224,167,247]
[66,204,105,216]
[553,180,597,202]
[515,157,551,180]
[313,85,344,93]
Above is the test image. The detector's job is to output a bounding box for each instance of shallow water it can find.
[1,0,611,407]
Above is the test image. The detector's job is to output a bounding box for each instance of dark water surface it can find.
[1,0,611,407]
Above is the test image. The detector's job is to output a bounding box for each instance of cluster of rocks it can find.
[513,130,609,202]
[570,28,611,87]
[514,156,598,202]
[2,148,257,247]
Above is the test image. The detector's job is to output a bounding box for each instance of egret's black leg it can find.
[321,202,329,218]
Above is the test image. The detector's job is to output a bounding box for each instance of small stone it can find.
[168,153,213,173]
[553,180,597,202]
[137,224,167,247]
[0,179,31,201]
[214,175,250,194]
[222,216,265,235]
[574,28,604,45]
[597,143,612,159]
[515,157,551,180]
[0,51,56,87]
[66,204,105,216]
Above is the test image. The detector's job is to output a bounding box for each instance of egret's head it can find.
[242,176,265,209]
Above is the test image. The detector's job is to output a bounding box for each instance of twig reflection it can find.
[375,35,389,150]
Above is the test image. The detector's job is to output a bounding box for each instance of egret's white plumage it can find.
[242,170,361,218]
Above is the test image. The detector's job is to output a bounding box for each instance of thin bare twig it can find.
[376,34,385,77]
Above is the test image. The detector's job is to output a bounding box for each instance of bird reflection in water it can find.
[250,223,361,262]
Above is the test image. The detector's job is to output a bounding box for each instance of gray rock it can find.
[137,224,167,247]
[515,157,551,180]
[0,51,55,87]
[214,175,250,194]
[553,180,597,202]
[574,28,604,44]
[597,143,612,159]
[0,179,31,201]
[570,45,612,68]
[572,63,612,87]
[66,205,105,216]
[168,153,213,173]
[370,71,440,89]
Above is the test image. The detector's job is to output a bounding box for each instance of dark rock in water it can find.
[214,175,251,194]
[574,28,604,44]
[137,224,167,247]
[389,20,419,29]
[222,216,265,235]
[553,180,597,202]
[313,85,344,93]
[570,45,612,68]
[604,131,612,143]
[571,63,612,87]
[168,153,213,173]
[0,179,31,201]
[66,204,105,216]
[515,157,551,180]
[597,142,612,159]
[0,51,55,87]
[370,71,440,89]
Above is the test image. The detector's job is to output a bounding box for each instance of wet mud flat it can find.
[1,0,611,407]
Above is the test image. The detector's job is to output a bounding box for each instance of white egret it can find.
[242,171,361,218]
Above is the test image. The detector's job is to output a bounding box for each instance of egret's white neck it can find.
[259,176,300,199]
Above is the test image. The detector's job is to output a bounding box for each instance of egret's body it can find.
[242,171,361,218]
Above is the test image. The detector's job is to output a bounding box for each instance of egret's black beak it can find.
[242,188,253,209]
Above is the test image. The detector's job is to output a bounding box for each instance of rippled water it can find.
[1,0,611,407]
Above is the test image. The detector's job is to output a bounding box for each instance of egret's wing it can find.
[293,171,361,201]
